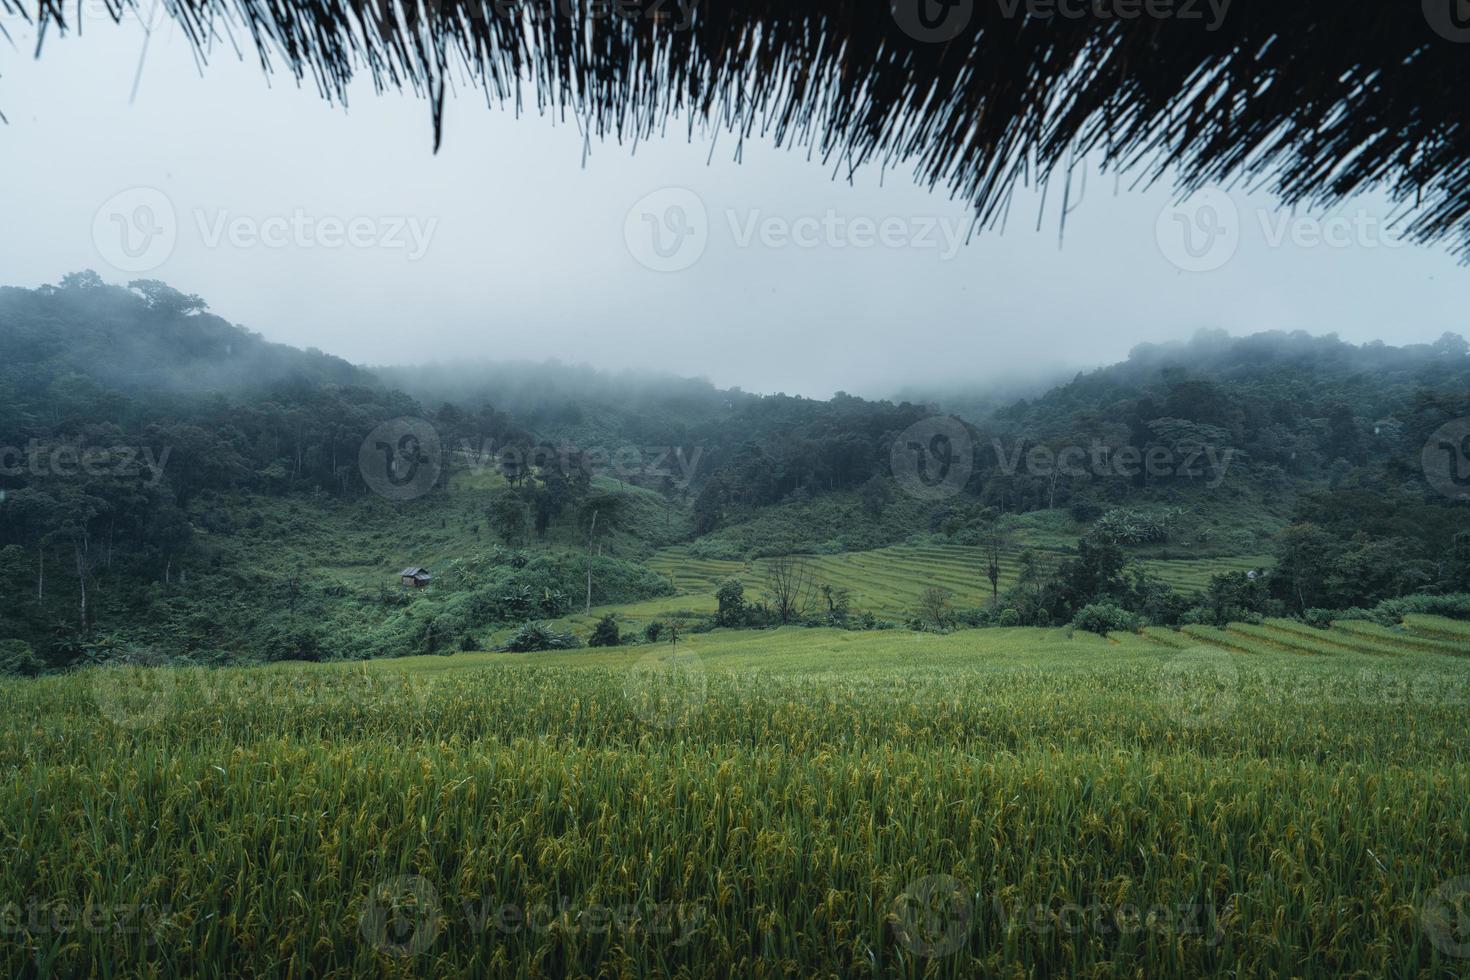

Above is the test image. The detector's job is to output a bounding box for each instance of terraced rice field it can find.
[5,623,1470,976]
[1136,554,1271,593]
[648,545,1273,618]
[647,544,1043,618]
[1147,616,1470,660]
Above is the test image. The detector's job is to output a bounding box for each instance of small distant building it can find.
[399,567,432,588]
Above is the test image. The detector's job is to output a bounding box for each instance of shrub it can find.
[1071,603,1141,636]
[1301,609,1337,630]
[955,607,993,628]
[588,614,621,648]
[644,620,665,643]
[1093,508,1175,545]
[914,586,954,630]
[503,622,582,653]
[0,640,43,677]
[256,619,327,662]
[716,579,746,627]
[1069,499,1105,524]
[997,608,1021,627]
[820,584,852,627]
[1367,593,1470,624]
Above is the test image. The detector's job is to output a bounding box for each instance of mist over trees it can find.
[1,273,1468,670]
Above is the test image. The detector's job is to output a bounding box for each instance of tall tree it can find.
[763,557,817,625]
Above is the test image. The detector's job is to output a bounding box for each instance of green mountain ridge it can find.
[1,273,1467,670]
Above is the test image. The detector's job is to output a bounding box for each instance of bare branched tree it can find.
[916,586,954,629]
[981,519,1012,605]
[763,557,817,625]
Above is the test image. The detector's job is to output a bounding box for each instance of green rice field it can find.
[647,544,1272,618]
[3,616,1469,977]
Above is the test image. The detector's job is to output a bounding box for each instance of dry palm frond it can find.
[8,0,1470,255]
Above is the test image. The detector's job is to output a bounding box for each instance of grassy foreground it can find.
[3,627,1470,977]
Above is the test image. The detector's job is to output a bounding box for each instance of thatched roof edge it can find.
[13,1,1470,256]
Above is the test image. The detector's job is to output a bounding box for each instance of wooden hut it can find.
[398,567,432,589]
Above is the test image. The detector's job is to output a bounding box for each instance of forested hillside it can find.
[1,274,1467,672]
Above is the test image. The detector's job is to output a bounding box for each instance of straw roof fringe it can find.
[12,1,1470,255]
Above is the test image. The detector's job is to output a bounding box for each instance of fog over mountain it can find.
[1,17,1466,398]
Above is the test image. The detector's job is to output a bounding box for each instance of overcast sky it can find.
[1,14,1466,399]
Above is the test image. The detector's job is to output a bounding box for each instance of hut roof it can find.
[15,1,1470,255]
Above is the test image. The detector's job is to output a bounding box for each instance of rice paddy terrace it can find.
[5,618,1469,977]
[1143,614,1470,658]
[646,544,1270,619]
